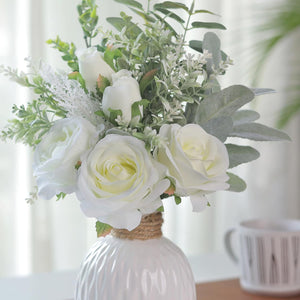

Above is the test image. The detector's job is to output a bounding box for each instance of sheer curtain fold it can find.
[0,0,299,278]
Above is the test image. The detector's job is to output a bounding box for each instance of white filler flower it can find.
[76,134,170,231]
[102,70,142,123]
[33,117,100,199]
[156,124,229,211]
[76,47,115,91]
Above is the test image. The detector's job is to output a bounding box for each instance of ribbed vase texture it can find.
[75,235,196,300]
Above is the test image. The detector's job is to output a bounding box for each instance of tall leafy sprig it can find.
[0,65,67,146]
[77,0,99,48]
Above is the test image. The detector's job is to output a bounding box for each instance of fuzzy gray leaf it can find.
[227,172,247,192]
[201,116,233,142]
[226,144,260,168]
[195,85,255,125]
[230,123,291,141]
[251,88,276,96]
[202,32,222,76]
[232,110,260,126]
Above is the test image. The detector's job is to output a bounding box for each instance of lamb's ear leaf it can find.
[226,173,247,192]
[230,123,291,141]
[226,144,260,168]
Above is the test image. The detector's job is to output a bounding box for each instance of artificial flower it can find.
[76,134,169,230]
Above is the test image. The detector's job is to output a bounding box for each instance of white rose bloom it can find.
[156,124,229,211]
[76,134,170,231]
[33,117,100,199]
[76,47,115,91]
[102,70,142,123]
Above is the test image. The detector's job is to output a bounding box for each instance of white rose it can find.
[76,134,170,231]
[76,47,115,91]
[102,70,142,123]
[33,117,100,199]
[156,124,229,211]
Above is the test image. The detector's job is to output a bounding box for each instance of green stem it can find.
[147,0,151,14]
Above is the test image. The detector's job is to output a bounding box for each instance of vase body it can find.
[75,235,196,300]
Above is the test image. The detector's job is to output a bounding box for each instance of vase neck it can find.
[111,212,163,240]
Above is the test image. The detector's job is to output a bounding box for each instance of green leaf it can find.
[195,85,255,125]
[232,110,260,126]
[193,9,219,16]
[106,16,142,39]
[114,0,143,10]
[189,39,228,60]
[95,221,112,237]
[155,7,185,23]
[202,32,222,76]
[131,99,149,119]
[56,192,66,201]
[226,144,260,168]
[227,172,247,192]
[150,12,178,36]
[104,48,122,70]
[230,123,291,141]
[130,8,156,22]
[108,108,123,124]
[154,1,189,12]
[200,116,233,142]
[140,69,158,94]
[174,195,182,205]
[191,21,226,30]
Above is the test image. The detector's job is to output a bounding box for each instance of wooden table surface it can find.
[196,279,300,300]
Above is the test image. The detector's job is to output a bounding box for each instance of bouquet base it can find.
[75,235,196,300]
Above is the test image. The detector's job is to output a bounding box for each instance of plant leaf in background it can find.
[252,0,300,128]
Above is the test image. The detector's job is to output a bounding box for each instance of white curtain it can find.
[0,0,299,278]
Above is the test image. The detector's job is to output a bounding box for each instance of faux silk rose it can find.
[33,117,100,199]
[156,124,229,211]
[76,134,170,231]
[102,70,142,123]
[76,47,115,91]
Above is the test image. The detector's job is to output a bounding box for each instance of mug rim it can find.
[239,218,300,233]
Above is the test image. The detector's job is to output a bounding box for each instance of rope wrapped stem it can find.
[111,212,163,240]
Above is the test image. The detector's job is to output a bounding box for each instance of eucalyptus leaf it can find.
[230,123,291,141]
[226,144,260,168]
[150,12,178,36]
[195,85,255,125]
[193,9,219,16]
[154,1,189,12]
[189,40,228,60]
[201,116,233,142]
[202,32,222,76]
[130,8,156,22]
[155,7,185,23]
[227,172,247,192]
[106,17,142,38]
[251,88,276,96]
[114,0,143,10]
[232,110,260,126]
[191,21,226,30]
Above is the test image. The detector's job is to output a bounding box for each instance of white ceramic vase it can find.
[75,235,196,300]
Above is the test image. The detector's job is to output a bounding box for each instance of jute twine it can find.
[111,212,163,240]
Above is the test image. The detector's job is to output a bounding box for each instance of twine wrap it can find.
[111,212,163,240]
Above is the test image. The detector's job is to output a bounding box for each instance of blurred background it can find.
[0,0,299,278]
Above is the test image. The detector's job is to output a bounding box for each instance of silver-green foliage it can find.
[0,0,291,194]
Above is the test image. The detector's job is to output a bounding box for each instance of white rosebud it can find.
[76,134,170,231]
[155,124,229,211]
[102,70,142,123]
[76,47,115,91]
[33,117,101,199]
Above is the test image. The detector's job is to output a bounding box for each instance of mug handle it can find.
[224,228,238,263]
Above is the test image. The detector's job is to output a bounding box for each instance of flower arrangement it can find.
[0,0,290,233]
